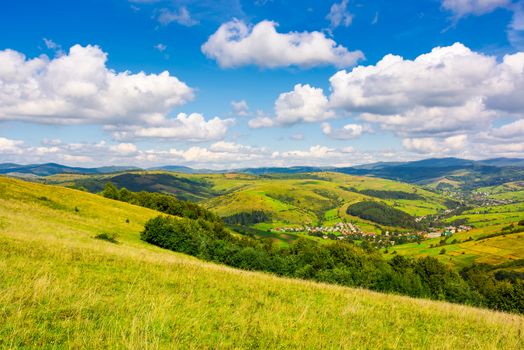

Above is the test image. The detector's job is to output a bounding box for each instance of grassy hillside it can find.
[198,172,446,228]
[43,171,216,202]
[1,176,523,348]
[37,171,449,241]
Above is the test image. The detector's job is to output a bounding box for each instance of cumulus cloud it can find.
[0,44,194,125]
[110,113,234,142]
[231,99,249,116]
[254,42,524,158]
[330,43,495,115]
[169,141,269,164]
[201,19,364,68]
[402,135,468,154]
[248,115,275,128]
[328,43,524,138]
[0,45,233,142]
[109,143,138,155]
[0,137,23,154]
[249,84,334,128]
[322,122,370,139]
[274,84,334,124]
[442,0,510,17]
[326,0,353,29]
[157,7,198,26]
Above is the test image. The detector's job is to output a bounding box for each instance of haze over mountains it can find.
[3,157,524,177]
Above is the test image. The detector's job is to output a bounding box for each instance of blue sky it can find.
[0,0,523,168]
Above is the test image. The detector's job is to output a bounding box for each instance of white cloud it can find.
[274,145,358,166]
[402,134,468,154]
[442,0,510,17]
[248,115,275,128]
[328,43,524,138]
[110,143,138,155]
[326,0,353,29]
[231,99,249,116]
[62,154,93,163]
[154,43,167,52]
[250,84,335,128]
[169,141,268,164]
[0,137,23,154]
[201,19,364,68]
[322,122,370,139]
[0,44,194,126]
[32,146,60,156]
[43,38,62,50]
[274,84,334,125]
[42,138,62,146]
[157,7,198,26]
[112,113,234,142]
[490,119,524,139]
[330,43,495,115]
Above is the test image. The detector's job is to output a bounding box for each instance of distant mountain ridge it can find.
[0,163,139,176]
[1,157,524,177]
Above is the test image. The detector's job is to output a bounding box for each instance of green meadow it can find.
[1,176,523,348]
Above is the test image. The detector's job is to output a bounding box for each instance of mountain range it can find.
[2,157,524,178]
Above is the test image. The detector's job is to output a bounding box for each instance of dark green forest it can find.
[347,201,421,229]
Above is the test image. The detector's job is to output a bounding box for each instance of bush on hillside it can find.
[95,233,119,244]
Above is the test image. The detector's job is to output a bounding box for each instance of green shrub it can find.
[95,233,119,244]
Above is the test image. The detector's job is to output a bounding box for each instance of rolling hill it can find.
[0,176,523,348]
[41,171,449,228]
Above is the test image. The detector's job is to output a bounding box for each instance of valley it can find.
[25,161,523,270]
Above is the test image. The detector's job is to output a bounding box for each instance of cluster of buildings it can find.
[272,222,362,237]
[271,221,473,246]
[425,225,472,238]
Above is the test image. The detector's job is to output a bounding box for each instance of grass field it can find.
[1,176,523,348]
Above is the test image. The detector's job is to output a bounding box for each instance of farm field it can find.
[390,223,524,268]
[1,176,523,348]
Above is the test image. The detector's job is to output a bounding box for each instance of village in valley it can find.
[271,221,472,248]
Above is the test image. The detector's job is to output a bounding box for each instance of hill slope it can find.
[0,177,523,348]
